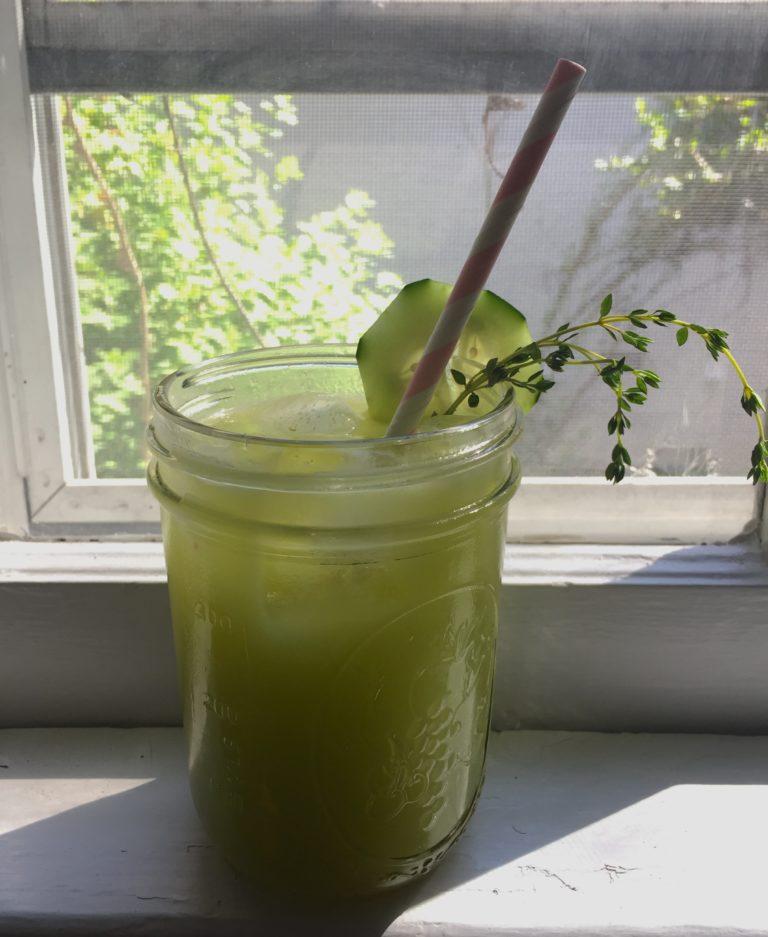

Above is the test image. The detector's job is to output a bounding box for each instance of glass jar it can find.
[148,345,521,896]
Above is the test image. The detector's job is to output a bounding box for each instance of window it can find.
[1,0,766,543]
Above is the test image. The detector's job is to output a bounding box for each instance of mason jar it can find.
[147,344,521,896]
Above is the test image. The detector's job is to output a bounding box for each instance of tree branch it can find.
[545,174,636,329]
[63,96,153,430]
[482,94,526,180]
[162,96,262,346]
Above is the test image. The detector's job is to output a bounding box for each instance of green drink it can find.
[149,345,521,895]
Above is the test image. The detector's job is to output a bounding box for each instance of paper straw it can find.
[386,58,586,437]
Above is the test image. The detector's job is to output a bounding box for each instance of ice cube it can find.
[256,393,363,439]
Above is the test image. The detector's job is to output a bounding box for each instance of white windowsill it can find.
[1,540,767,731]
[1,727,767,936]
[1,540,766,586]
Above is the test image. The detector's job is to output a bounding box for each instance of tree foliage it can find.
[62,93,402,476]
[596,94,768,250]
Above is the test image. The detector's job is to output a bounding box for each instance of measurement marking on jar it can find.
[203,692,240,726]
[193,601,234,634]
[220,733,243,768]
[206,776,246,815]
[193,600,251,664]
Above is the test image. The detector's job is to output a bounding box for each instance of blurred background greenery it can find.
[62,93,402,476]
[61,92,767,477]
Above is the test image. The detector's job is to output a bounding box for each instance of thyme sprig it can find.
[446,294,768,485]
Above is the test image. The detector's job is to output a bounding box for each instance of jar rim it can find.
[153,343,521,451]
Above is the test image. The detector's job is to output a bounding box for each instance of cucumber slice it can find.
[356,279,539,423]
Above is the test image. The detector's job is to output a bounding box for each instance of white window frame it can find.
[1,0,768,739]
[0,0,766,545]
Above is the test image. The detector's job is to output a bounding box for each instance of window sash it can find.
[0,0,766,542]
[0,0,69,537]
[22,0,768,94]
[30,95,96,481]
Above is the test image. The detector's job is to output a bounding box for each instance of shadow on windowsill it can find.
[2,727,768,935]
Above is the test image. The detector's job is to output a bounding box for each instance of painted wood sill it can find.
[1,728,767,936]
[1,543,767,731]
[1,541,767,586]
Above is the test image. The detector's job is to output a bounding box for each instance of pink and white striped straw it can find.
[386,58,586,437]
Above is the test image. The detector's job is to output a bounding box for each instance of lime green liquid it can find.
[156,384,512,895]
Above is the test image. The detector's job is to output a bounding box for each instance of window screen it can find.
[27,1,768,481]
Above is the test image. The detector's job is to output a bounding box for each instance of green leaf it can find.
[605,460,625,483]
[516,342,542,362]
[706,345,721,361]
[64,92,403,477]
[599,294,613,318]
[622,331,650,352]
[487,366,508,387]
[612,443,631,465]
[676,327,689,346]
[637,369,661,388]
[450,369,466,386]
[741,388,765,416]
[546,352,566,373]
[274,154,303,185]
